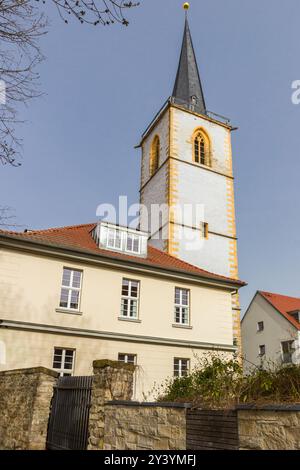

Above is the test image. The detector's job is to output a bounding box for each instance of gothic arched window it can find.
[150,135,160,176]
[193,130,210,166]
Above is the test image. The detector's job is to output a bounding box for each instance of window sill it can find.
[56,308,83,316]
[118,317,141,324]
[172,323,192,329]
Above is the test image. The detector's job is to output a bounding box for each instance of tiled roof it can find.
[0,223,245,286]
[259,291,300,331]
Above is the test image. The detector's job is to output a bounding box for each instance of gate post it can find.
[88,359,135,450]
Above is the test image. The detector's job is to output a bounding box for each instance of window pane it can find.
[122,280,129,296]
[181,290,188,305]
[181,360,188,370]
[62,269,71,287]
[282,341,292,354]
[175,307,181,323]
[115,230,122,248]
[53,348,63,368]
[107,228,122,249]
[181,308,188,324]
[194,139,199,162]
[121,298,129,316]
[64,362,73,370]
[259,345,265,356]
[130,282,139,298]
[200,139,205,164]
[70,290,79,309]
[59,288,69,308]
[126,234,133,251]
[64,356,73,364]
[118,354,126,362]
[174,359,180,377]
[133,237,140,253]
[107,229,115,247]
[72,271,81,288]
[65,349,74,358]
[129,300,137,318]
[126,355,136,365]
[257,321,264,331]
[53,353,63,361]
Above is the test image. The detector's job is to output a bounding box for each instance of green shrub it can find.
[157,354,300,408]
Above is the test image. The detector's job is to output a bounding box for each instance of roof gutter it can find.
[0,234,245,291]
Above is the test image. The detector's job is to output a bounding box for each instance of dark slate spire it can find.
[172,17,206,115]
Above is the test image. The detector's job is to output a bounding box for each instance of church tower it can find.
[139,8,241,348]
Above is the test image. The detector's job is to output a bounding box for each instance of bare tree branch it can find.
[0,205,22,227]
[47,0,140,27]
[0,0,46,167]
[0,0,140,224]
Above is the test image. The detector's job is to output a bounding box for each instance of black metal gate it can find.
[46,376,93,450]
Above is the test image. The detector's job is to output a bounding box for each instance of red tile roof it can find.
[0,222,244,286]
[259,291,300,330]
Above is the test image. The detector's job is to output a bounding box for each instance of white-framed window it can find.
[281,340,294,364]
[53,348,75,376]
[107,227,123,250]
[258,345,266,357]
[120,279,140,319]
[106,227,141,255]
[174,287,190,325]
[118,353,137,365]
[118,353,137,399]
[257,321,264,332]
[59,268,82,311]
[174,358,190,378]
[126,233,141,254]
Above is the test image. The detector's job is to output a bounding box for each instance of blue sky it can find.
[1,0,300,313]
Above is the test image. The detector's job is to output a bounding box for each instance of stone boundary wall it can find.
[88,360,135,450]
[87,360,189,451]
[237,405,300,450]
[103,402,189,450]
[0,367,58,450]
[86,360,300,451]
[2,361,300,451]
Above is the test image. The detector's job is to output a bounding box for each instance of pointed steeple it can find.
[172,16,206,115]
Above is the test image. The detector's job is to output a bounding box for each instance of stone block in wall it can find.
[238,406,300,450]
[88,360,135,451]
[102,403,187,450]
[0,367,58,450]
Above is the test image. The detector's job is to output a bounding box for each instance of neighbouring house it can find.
[0,16,245,399]
[241,291,300,371]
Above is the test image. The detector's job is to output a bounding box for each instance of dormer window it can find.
[289,310,300,322]
[92,222,148,258]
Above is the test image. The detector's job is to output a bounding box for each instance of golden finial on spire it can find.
[183,2,190,10]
